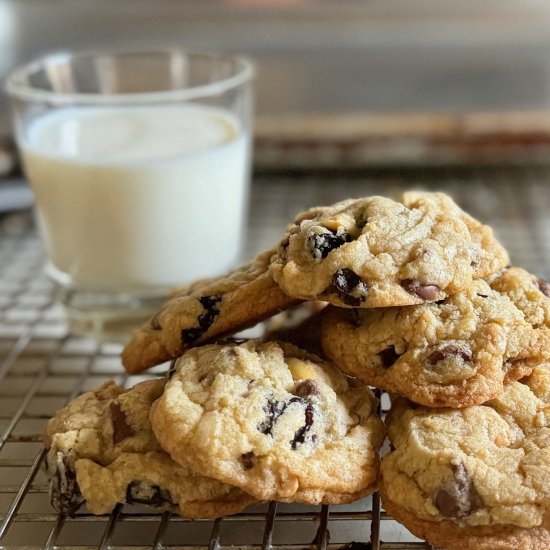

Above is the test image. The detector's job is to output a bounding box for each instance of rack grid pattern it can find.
[2,169,550,550]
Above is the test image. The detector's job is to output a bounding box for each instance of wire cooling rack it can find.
[2,168,550,550]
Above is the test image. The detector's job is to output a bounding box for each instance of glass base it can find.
[59,288,165,343]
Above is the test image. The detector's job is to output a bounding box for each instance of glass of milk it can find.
[6,49,254,341]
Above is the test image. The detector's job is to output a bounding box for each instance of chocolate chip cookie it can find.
[122,249,300,374]
[269,192,509,308]
[150,340,385,504]
[44,380,253,517]
[380,364,550,550]
[320,279,550,407]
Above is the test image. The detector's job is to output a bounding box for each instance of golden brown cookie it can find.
[122,249,299,373]
[150,340,385,504]
[270,192,509,308]
[321,279,550,407]
[44,380,254,517]
[379,364,550,550]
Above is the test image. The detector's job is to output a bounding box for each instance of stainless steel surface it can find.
[2,169,550,548]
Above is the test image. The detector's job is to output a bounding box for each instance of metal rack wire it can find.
[2,169,550,550]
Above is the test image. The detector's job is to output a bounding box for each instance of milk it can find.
[21,105,249,293]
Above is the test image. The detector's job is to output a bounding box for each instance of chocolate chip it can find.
[308,229,352,260]
[290,403,314,449]
[401,279,440,301]
[427,345,472,365]
[181,294,222,345]
[476,293,488,298]
[295,379,321,397]
[241,451,255,470]
[50,451,84,517]
[434,463,482,519]
[289,396,307,404]
[331,269,368,306]
[126,480,172,507]
[537,278,550,298]
[258,399,288,435]
[110,402,135,444]
[378,346,400,367]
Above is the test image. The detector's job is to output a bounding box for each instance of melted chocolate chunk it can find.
[290,404,314,449]
[50,451,84,517]
[181,295,222,345]
[378,346,400,368]
[427,345,472,365]
[126,480,172,507]
[401,279,440,301]
[241,451,255,470]
[258,399,288,435]
[434,463,482,519]
[110,402,135,444]
[537,278,550,298]
[308,230,352,260]
[295,379,321,397]
[331,269,368,306]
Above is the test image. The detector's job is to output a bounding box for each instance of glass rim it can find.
[5,48,255,105]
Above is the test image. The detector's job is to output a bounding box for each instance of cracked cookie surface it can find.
[269,192,509,308]
[44,380,253,517]
[489,266,550,328]
[122,249,299,374]
[380,364,550,550]
[321,278,550,407]
[150,340,385,504]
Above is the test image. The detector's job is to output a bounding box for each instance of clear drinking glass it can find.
[6,49,254,341]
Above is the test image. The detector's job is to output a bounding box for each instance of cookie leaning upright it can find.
[44,380,253,518]
[150,340,385,504]
[379,364,550,550]
[269,192,509,308]
[122,249,300,374]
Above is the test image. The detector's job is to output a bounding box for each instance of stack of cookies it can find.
[44,192,550,549]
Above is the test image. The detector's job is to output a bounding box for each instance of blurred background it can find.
[4,0,550,181]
